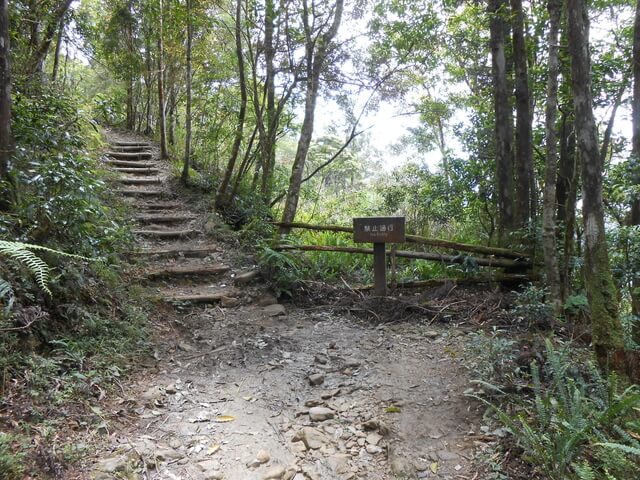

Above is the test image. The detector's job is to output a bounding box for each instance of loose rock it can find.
[309,406,335,422]
[366,444,383,454]
[198,460,221,472]
[314,353,328,364]
[96,456,128,474]
[366,432,382,446]
[437,450,460,461]
[308,373,325,386]
[262,465,286,479]
[263,304,286,317]
[327,454,350,474]
[320,388,340,400]
[256,449,271,464]
[221,296,240,308]
[292,427,331,450]
[234,269,260,285]
[257,293,278,306]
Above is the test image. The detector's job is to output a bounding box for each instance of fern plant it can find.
[0,240,84,296]
[472,339,640,480]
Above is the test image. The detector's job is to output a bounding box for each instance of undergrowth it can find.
[0,83,147,476]
[467,334,640,479]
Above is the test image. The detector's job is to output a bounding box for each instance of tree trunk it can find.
[279,0,344,232]
[488,0,514,245]
[167,80,176,147]
[260,0,277,201]
[0,0,11,205]
[567,0,625,364]
[125,0,136,131]
[26,0,72,77]
[157,0,168,159]
[144,42,153,135]
[181,0,193,185]
[215,0,247,209]
[632,0,640,339]
[51,15,64,81]
[542,0,562,317]
[126,76,135,130]
[510,0,534,230]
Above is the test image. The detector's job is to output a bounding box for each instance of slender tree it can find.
[157,0,168,158]
[488,0,514,245]
[510,0,534,229]
[567,0,625,364]
[280,0,345,232]
[51,14,65,82]
[215,0,247,209]
[181,0,193,185]
[542,0,562,316]
[0,0,11,208]
[632,0,640,337]
[260,0,277,200]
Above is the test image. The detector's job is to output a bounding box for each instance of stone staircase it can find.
[105,137,245,304]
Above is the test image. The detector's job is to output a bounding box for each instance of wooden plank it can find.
[112,141,152,147]
[161,292,230,303]
[136,202,180,210]
[105,159,157,168]
[119,177,162,185]
[145,264,229,279]
[118,189,163,196]
[110,145,151,152]
[134,214,197,223]
[114,167,160,174]
[107,151,153,160]
[273,222,530,260]
[274,244,531,269]
[133,229,196,238]
[128,246,219,258]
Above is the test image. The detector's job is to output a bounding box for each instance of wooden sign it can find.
[353,217,406,244]
[353,216,406,296]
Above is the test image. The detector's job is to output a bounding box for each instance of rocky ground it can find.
[86,132,489,480]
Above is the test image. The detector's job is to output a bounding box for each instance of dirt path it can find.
[89,132,483,480]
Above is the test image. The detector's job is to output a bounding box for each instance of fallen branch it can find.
[272,222,529,259]
[274,244,531,269]
[355,274,536,291]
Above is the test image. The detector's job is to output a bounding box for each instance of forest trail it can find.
[89,131,482,480]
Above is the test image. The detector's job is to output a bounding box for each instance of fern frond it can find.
[0,240,86,296]
[596,442,640,456]
[572,461,596,480]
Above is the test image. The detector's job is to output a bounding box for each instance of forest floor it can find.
[82,131,504,480]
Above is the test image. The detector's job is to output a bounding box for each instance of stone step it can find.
[136,202,180,210]
[118,189,164,197]
[119,176,162,185]
[133,228,196,238]
[112,141,152,147]
[134,213,197,224]
[114,167,160,174]
[144,264,230,280]
[107,151,153,161]
[110,145,151,153]
[105,159,157,168]
[129,246,219,258]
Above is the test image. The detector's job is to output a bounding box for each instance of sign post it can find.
[353,216,406,296]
